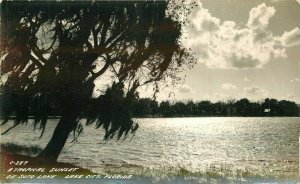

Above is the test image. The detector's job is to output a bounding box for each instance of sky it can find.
[140,0,300,103]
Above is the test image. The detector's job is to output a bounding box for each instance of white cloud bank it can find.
[185,1,300,69]
[281,28,300,47]
[244,77,250,82]
[290,77,300,82]
[221,83,237,90]
[137,83,195,102]
[285,94,295,101]
[243,86,269,100]
[178,84,194,93]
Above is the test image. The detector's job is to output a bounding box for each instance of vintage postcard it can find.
[0,0,300,183]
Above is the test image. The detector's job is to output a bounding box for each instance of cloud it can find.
[243,86,269,100]
[178,84,194,93]
[185,1,300,69]
[221,83,237,90]
[190,5,220,34]
[137,83,195,102]
[247,3,275,29]
[290,77,300,82]
[272,0,300,4]
[285,94,295,100]
[281,27,300,47]
[244,77,250,82]
[201,93,232,102]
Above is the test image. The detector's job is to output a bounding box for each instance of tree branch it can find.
[1,123,19,135]
[31,47,48,63]
[30,55,43,68]
[90,61,110,81]
[99,19,110,45]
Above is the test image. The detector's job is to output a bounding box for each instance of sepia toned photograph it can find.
[0,0,300,183]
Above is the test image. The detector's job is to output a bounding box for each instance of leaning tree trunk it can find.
[37,110,78,163]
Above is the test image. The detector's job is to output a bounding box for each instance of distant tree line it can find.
[1,92,298,118]
[132,98,299,117]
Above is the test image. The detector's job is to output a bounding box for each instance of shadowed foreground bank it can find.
[0,143,93,183]
[1,143,299,184]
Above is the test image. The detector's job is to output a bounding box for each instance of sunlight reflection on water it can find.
[1,117,299,177]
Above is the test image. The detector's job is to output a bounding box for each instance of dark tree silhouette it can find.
[132,98,158,117]
[235,98,251,117]
[0,1,194,162]
[158,101,173,117]
[130,98,299,117]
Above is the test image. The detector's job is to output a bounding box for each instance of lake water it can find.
[1,117,299,179]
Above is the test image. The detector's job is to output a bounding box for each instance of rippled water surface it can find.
[1,117,299,177]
